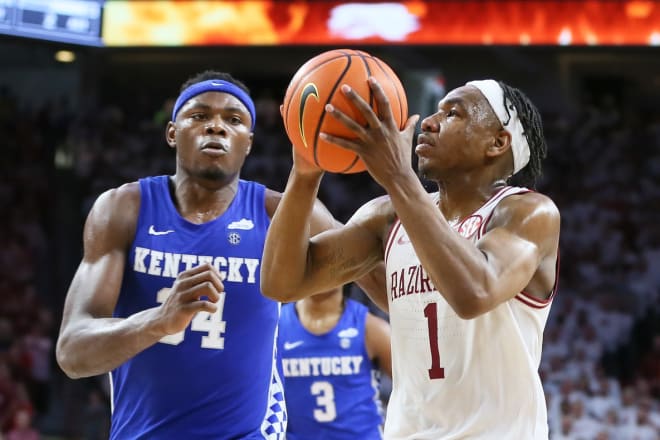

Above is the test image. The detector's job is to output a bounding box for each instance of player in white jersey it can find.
[261,78,560,439]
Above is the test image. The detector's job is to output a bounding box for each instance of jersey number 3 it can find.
[156,288,227,349]
[311,381,337,422]
[424,302,445,379]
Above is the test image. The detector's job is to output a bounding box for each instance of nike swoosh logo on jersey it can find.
[148,225,175,236]
[283,341,304,350]
[397,235,410,245]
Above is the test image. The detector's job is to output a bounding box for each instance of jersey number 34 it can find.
[156,288,227,349]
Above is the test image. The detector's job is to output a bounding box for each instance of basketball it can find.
[282,49,408,174]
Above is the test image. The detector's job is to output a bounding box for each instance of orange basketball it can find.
[282,49,408,174]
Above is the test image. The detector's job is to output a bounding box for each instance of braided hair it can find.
[499,81,547,189]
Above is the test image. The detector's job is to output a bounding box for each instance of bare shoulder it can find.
[489,191,560,252]
[493,191,560,228]
[366,310,390,332]
[264,187,338,233]
[365,311,390,344]
[90,181,141,223]
[84,182,140,254]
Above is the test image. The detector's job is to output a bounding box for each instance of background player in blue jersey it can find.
[278,285,391,440]
[54,70,383,439]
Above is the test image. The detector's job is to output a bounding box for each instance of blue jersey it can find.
[110,176,286,439]
[278,299,383,440]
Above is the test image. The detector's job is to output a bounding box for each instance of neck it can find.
[295,289,344,335]
[435,177,507,224]
[169,173,240,224]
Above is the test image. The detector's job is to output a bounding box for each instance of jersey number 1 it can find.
[424,302,445,379]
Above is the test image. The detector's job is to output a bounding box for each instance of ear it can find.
[165,121,176,149]
[486,128,512,160]
[245,133,254,156]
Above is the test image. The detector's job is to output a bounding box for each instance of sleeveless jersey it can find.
[278,299,383,440]
[383,186,556,439]
[110,176,286,439]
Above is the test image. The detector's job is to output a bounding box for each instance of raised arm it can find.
[56,183,222,378]
[322,78,560,319]
[390,187,560,318]
[260,157,386,303]
[265,186,389,310]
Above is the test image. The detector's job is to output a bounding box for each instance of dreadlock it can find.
[180,70,251,95]
[498,81,547,189]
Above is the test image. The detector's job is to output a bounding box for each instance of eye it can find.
[229,115,243,125]
[191,113,207,120]
[447,109,458,117]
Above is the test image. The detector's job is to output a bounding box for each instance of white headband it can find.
[466,79,530,174]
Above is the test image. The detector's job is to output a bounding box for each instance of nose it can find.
[205,116,227,135]
[420,114,439,132]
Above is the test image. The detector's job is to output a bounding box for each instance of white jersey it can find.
[383,186,556,440]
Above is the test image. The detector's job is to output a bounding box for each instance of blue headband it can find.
[171,79,256,129]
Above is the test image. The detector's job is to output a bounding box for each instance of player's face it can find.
[415,86,498,181]
[167,91,253,183]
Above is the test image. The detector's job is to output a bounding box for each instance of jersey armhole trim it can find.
[384,219,402,264]
[515,249,560,309]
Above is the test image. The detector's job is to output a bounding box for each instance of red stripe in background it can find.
[103,0,660,46]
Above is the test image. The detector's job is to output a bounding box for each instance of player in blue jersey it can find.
[55,70,384,439]
[278,285,391,440]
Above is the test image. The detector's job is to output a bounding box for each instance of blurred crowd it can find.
[0,77,658,439]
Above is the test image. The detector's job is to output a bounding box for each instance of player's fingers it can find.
[340,84,381,129]
[204,268,224,295]
[177,262,215,279]
[368,77,395,123]
[179,281,221,303]
[319,132,360,153]
[279,104,284,118]
[324,103,367,139]
[184,300,218,315]
[176,264,224,292]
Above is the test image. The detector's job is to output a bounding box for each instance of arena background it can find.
[0,1,658,438]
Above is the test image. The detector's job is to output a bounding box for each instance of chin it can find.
[197,168,228,181]
[417,163,443,182]
[417,162,431,180]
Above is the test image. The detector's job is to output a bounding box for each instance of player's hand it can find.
[154,263,224,336]
[321,77,419,188]
[291,144,324,178]
[280,104,324,178]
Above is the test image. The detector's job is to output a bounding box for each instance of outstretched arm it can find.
[56,184,223,378]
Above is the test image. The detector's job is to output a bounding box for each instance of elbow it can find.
[260,279,296,303]
[450,289,492,320]
[55,336,84,379]
[260,265,308,303]
[260,275,278,301]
